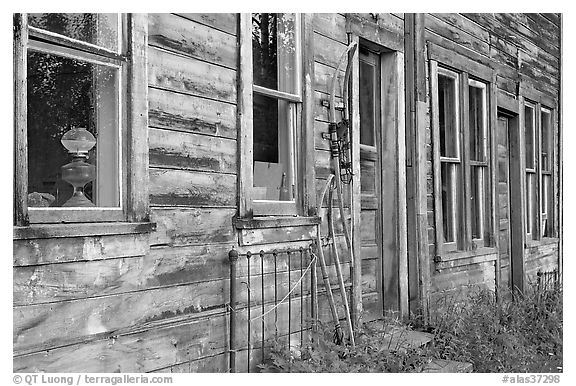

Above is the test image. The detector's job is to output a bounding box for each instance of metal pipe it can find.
[228,248,239,373]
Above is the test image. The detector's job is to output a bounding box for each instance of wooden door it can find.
[497,113,524,293]
[497,116,512,289]
[359,49,383,320]
[359,47,400,319]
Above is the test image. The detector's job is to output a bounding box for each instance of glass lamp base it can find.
[62,191,95,207]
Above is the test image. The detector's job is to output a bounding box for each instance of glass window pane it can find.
[28,13,119,52]
[469,84,487,162]
[27,51,120,208]
[525,173,535,236]
[524,106,535,169]
[359,59,375,146]
[542,175,553,237]
[438,73,459,158]
[441,162,459,243]
[471,166,485,239]
[252,93,295,201]
[252,13,298,94]
[541,110,552,171]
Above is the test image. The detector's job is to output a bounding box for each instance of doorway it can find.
[358,44,401,319]
[497,112,524,293]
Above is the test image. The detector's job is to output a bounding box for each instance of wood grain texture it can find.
[13,14,28,226]
[237,13,253,218]
[346,14,404,52]
[148,46,237,104]
[13,234,149,267]
[148,13,237,69]
[313,13,348,43]
[149,207,236,247]
[14,243,233,306]
[314,32,348,69]
[149,128,236,174]
[149,87,237,139]
[149,168,236,207]
[176,13,237,35]
[127,13,150,222]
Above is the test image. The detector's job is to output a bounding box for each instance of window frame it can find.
[430,57,496,259]
[13,13,150,226]
[539,106,555,238]
[523,101,538,240]
[521,100,557,241]
[237,13,315,220]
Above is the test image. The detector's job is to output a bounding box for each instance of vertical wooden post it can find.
[348,31,363,329]
[127,13,149,222]
[14,13,29,226]
[490,76,501,297]
[395,50,409,319]
[405,13,430,321]
[228,248,239,373]
[237,13,254,218]
[302,13,317,217]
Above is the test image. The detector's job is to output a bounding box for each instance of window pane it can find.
[441,162,459,243]
[471,166,485,239]
[253,93,295,201]
[27,51,120,208]
[28,13,119,52]
[252,13,298,94]
[359,59,375,146]
[542,175,553,237]
[525,173,536,237]
[469,83,487,162]
[438,73,459,158]
[541,110,552,172]
[524,106,535,169]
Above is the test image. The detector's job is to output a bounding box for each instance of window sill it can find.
[13,221,156,240]
[234,216,321,230]
[435,246,497,263]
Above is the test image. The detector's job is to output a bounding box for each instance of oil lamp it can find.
[60,127,96,207]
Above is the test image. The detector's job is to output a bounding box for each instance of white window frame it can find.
[539,106,555,239]
[524,102,537,240]
[468,79,489,244]
[437,67,461,251]
[238,13,307,218]
[431,60,494,257]
[14,13,149,225]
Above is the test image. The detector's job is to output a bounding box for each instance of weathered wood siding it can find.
[13,13,561,372]
[424,13,561,304]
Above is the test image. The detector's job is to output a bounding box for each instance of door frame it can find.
[350,35,408,320]
[496,94,524,293]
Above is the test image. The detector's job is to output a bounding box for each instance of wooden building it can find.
[13,13,562,372]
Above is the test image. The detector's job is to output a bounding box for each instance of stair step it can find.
[422,359,473,373]
[364,321,434,352]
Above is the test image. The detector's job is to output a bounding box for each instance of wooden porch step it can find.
[422,359,473,373]
[364,320,434,352]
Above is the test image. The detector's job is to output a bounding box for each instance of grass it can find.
[257,281,562,373]
[420,282,563,373]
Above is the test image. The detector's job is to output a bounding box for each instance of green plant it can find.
[421,283,563,373]
[258,319,431,373]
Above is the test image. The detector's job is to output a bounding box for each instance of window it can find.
[524,103,537,239]
[14,13,148,225]
[240,13,304,217]
[431,62,493,254]
[437,68,461,247]
[468,80,489,243]
[540,108,554,237]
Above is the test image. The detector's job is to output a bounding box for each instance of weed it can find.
[421,282,563,373]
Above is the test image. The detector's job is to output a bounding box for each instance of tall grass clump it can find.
[423,281,562,373]
[258,319,431,373]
